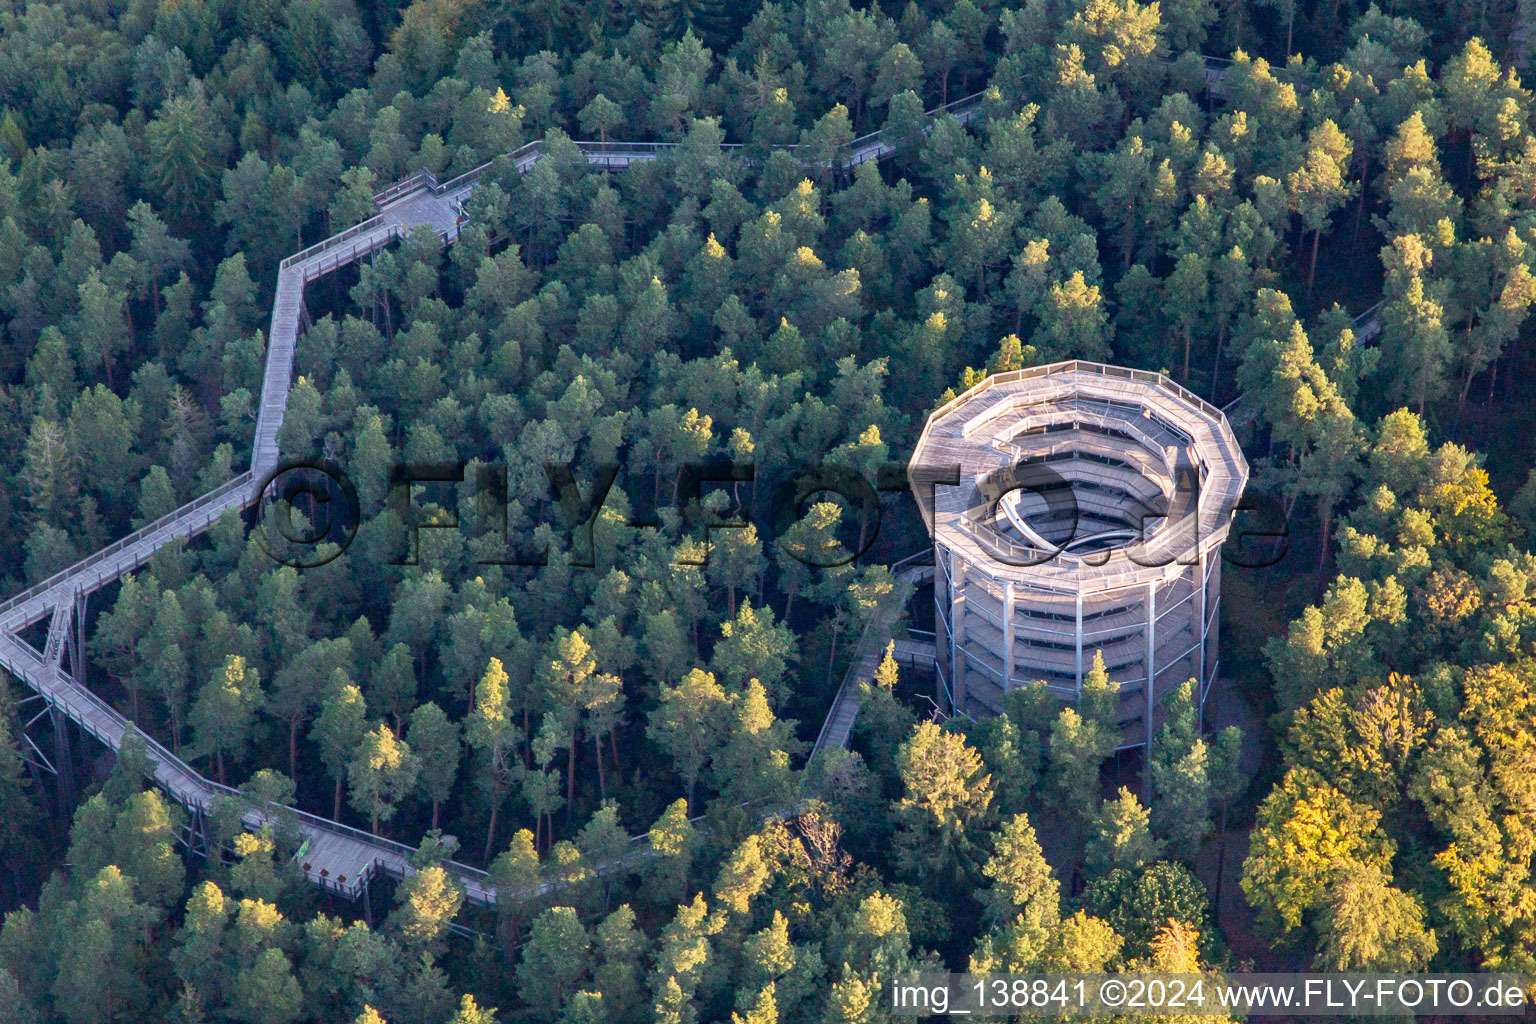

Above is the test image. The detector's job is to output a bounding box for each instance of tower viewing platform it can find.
[907,361,1249,747]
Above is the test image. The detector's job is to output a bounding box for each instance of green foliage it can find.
[1083,860,1213,963]
[1241,767,1396,940]
[1314,864,1437,971]
[893,723,994,888]
[976,813,1060,929]
[8,0,1536,1013]
[1085,788,1162,875]
[0,678,40,868]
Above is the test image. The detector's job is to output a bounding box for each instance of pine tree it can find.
[227,947,302,1024]
[407,703,460,831]
[646,799,697,909]
[389,865,464,961]
[190,655,263,786]
[593,904,647,1020]
[0,676,40,882]
[108,789,188,911]
[893,723,994,888]
[731,983,778,1024]
[977,813,1060,928]
[1149,680,1216,860]
[518,907,591,1022]
[537,627,620,809]
[466,658,523,864]
[1085,788,1162,874]
[711,601,796,706]
[488,829,541,951]
[145,90,220,230]
[1046,705,1114,830]
[310,671,367,821]
[446,994,498,1024]
[368,645,418,735]
[648,669,729,813]
[348,723,419,835]
[577,95,623,144]
[712,835,769,920]
[713,678,799,809]
[1286,120,1355,302]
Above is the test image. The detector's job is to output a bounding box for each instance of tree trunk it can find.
[431,800,440,831]
[333,777,343,821]
[289,719,300,781]
[567,734,577,814]
[1352,155,1370,251]
[483,799,501,866]
[1314,496,1335,597]
[1213,802,1229,917]
[1210,325,1227,402]
[1306,228,1321,307]
[594,735,606,801]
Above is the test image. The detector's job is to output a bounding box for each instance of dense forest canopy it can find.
[5,0,1536,1021]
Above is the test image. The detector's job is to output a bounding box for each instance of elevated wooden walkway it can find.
[0,93,990,908]
[812,556,936,757]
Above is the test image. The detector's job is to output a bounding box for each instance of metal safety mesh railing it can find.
[0,472,257,624]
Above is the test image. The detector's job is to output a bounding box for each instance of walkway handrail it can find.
[374,169,438,205]
[810,555,927,756]
[280,216,388,270]
[848,89,991,152]
[2,82,1013,912]
[294,227,404,283]
[363,86,1004,229]
[0,631,491,901]
[431,140,545,197]
[0,472,256,624]
[1353,299,1384,325]
[0,638,212,811]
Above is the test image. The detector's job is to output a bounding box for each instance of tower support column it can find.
[951,560,968,713]
[1002,582,1015,695]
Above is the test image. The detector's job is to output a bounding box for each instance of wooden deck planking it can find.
[1,91,1002,910]
[812,562,933,757]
